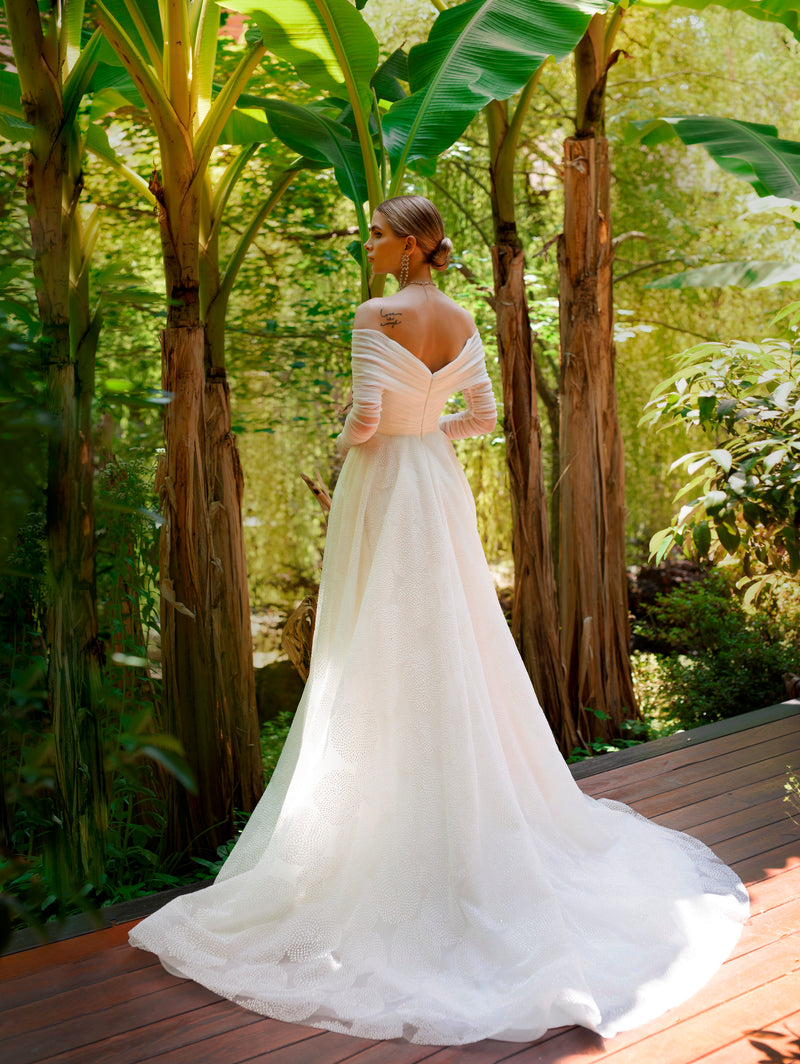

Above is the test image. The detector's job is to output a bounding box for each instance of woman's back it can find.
[353,286,475,373]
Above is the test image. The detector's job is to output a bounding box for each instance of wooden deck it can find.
[2,701,799,1064]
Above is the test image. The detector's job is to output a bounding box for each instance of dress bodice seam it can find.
[353,328,477,378]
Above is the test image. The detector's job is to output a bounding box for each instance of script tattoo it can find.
[379,307,402,329]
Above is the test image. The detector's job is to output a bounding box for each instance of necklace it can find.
[406,281,436,288]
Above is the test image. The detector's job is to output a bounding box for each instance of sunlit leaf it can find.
[225,0,379,115]
[647,260,800,290]
[709,448,733,473]
[384,0,610,177]
[772,380,795,410]
[628,116,800,201]
[704,490,727,511]
[763,449,788,470]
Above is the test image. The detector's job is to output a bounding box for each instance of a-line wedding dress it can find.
[130,328,749,1045]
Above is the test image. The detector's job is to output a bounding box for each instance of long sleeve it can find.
[336,353,384,455]
[438,366,497,441]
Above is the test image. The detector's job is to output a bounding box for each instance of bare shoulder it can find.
[353,298,380,330]
[452,301,477,337]
[353,291,475,348]
[354,294,406,333]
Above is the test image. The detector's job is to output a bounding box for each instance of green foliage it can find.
[0,314,45,575]
[786,765,800,823]
[642,309,800,591]
[0,459,201,941]
[632,571,800,729]
[231,0,610,296]
[641,0,800,44]
[646,260,800,290]
[381,0,611,178]
[567,715,649,762]
[608,4,800,551]
[260,709,295,783]
[629,115,800,202]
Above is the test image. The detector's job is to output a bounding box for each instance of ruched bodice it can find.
[337,329,496,449]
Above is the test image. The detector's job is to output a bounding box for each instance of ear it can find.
[404,235,418,255]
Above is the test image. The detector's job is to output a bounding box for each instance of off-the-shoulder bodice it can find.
[337,328,496,452]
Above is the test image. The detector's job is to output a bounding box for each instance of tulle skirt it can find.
[129,431,749,1045]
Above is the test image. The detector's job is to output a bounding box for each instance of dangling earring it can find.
[399,251,409,289]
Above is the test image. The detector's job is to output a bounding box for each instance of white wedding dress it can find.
[130,328,748,1045]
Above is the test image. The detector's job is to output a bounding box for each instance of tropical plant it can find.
[642,304,800,597]
[227,0,610,297]
[630,0,800,286]
[556,5,640,743]
[89,0,276,856]
[632,569,800,729]
[1,0,110,884]
[227,0,619,753]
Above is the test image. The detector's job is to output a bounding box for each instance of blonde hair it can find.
[376,195,452,271]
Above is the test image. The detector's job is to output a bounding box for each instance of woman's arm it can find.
[336,356,384,454]
[336,315,385,455]
[439,377,497,441]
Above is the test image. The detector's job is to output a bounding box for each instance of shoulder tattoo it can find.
[379,307,402,329]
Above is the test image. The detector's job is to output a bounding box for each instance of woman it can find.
[130,196,748,1046]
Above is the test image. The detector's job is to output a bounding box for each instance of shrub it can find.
[633,570,800,730]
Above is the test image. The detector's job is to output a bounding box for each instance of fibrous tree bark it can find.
[557,14,638,743]
[95,0,267,856]
[157,325,234,852]
[200,162,298,818]
[4,0,107,882]
[486,93,577,753]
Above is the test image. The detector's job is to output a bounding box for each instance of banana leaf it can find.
[383,0,611,181]
[263,98,369,205]
[629,116,800,202]
[224,0,378,115]
[639,0,800,43]
[647,260,800,290]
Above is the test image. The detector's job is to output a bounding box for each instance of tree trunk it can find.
[492,241,578,752]
[557,135,638,743]
[158,326,238,855]
[196,171,273,817]
[7,0,107,885]
[205,369,263,813]
[94,0,264,858]
[486,99,577,753]
[151,159,239,856]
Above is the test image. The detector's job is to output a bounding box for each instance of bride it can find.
[129,195,748,1046]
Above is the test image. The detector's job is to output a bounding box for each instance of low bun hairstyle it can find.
[375,195,452,271]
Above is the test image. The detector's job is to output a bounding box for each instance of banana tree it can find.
[228,0,610,753]
[556,5,640,744]
[475,0,613,750]
[91,0,276,857]
[626,0,800,273]
[487,81,577,748]
[228,0,608,288]
[1,0,110,885]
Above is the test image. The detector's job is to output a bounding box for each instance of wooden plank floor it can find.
[2,703,798,1064]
